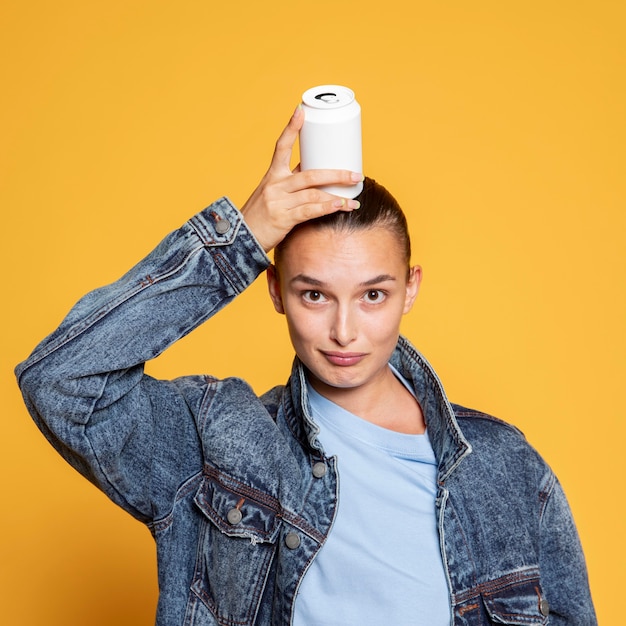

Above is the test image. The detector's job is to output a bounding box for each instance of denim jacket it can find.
[16,198,596,625]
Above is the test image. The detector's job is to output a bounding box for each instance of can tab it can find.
[315,92,340,104]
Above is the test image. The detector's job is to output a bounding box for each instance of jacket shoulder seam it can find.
[451,404,525,437]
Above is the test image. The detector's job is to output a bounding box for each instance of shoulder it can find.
[450,403,550,472]
[451,403,525,438]
[164,374,269,415]
[164,374,287,419]
[260,384,286,420]
[449,404,556,502]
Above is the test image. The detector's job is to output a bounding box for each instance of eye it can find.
[363,289,386,303]
[302,290,327,304]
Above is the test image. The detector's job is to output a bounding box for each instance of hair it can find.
[274,176,411,269]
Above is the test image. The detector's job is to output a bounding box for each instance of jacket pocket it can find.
[188,471,282,626]
[481,573,549,625]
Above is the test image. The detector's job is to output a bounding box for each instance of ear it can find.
[403,265,422,314]
[266,264,285,314]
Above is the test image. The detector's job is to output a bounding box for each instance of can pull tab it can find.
[315,92,340,104]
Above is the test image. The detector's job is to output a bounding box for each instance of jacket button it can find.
[215,218,231,234]
[312,462,327,478]
[226,508,243,525]
[285,532,301,550]
[539,597,550,616]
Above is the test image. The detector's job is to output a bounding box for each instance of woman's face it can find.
[267,224,421,400]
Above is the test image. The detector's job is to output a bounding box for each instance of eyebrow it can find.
[289,273,397,287]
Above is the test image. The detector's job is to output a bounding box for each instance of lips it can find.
[321,351,367,367]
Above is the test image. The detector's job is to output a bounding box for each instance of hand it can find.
[240,105,363,252]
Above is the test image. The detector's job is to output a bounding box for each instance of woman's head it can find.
[273,176,411,272]
[267,177,421,401]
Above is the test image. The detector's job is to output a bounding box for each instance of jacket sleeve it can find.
[15,197,270,524]
[539,473,597,625]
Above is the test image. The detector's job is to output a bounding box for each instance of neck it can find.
[308,366,426,435]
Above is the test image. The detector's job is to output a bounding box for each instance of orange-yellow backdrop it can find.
[1,1,624,624]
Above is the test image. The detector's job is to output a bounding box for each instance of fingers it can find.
[240,106,364,252]
[297,196,361,221]
[241,182,360,253]
[269,106,363,191]
[283,168,364,193]
[279,188,361,224]
[271,105,304,172]
[285,186,360,211]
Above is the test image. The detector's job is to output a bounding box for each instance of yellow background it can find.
[1,1,624,624]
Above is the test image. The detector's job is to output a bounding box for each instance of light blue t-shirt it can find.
[293,371,450,626]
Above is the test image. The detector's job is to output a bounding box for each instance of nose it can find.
[330,303,357,347]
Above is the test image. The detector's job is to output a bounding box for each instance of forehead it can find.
[276,225,407,280]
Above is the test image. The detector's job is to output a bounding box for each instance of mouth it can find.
[321,351,367,367]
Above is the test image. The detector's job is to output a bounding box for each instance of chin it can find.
[310,369,368,392]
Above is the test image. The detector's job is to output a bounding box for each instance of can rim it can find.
[302,85,355,109]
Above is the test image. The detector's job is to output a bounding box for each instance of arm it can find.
[16,199,269,522]
[15,107,362,523]
[539,475,597,625]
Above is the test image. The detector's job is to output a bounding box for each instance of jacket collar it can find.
[390,337,472,483]
[282,336,472,482]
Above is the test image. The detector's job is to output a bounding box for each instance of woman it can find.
[16,107,596,625]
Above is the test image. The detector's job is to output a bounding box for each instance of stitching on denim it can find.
[193,560,273,626]
[481,568,541,595]
[534,585,543,615]
[202,465,281,512]
[396,338,472,479]
[197,467,326,544]
[297,456,336,541]
[189,213,216,245]
[280,509,326,544]
[85,408,157,524]
[189,198,242,247]
[458,602,480,616]
[445,494,480,595]
[538,471,556,522]
[453,566,541,604]
[212,250,247,294]
[149,471,204,534]
[279,384,307,448]
[196,376,218,432]
[454,408,526,439]
[288,536,330,625]
[190,441,279,626]
[189,523,274,626]
[482,600,545,625]
[16,243,207,375]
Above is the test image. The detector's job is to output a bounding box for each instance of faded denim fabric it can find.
[16,198,597,625]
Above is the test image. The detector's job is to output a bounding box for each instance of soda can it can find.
[300,85,363,198]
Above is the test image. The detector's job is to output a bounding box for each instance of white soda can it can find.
[300,84,363,198]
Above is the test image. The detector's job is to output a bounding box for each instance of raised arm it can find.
[15,108,361,524]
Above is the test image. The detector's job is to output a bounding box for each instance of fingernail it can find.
[333,198,346,208]
[349,200,360,210]
[351,172,364,182]
[294,103,303,115]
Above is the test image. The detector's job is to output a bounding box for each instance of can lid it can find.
[302,85,355,110]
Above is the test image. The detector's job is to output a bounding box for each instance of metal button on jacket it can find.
[539,597,550,617]
[227,507,243,525]
[214,218,231,235]
[285,532,301,550]
[312,462,327,478]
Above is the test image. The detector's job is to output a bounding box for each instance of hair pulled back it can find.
[274,177,411,269]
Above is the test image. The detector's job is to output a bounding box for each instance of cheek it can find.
[368,305,405,333]
[366,315,405,354]
[284,308,320,346]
